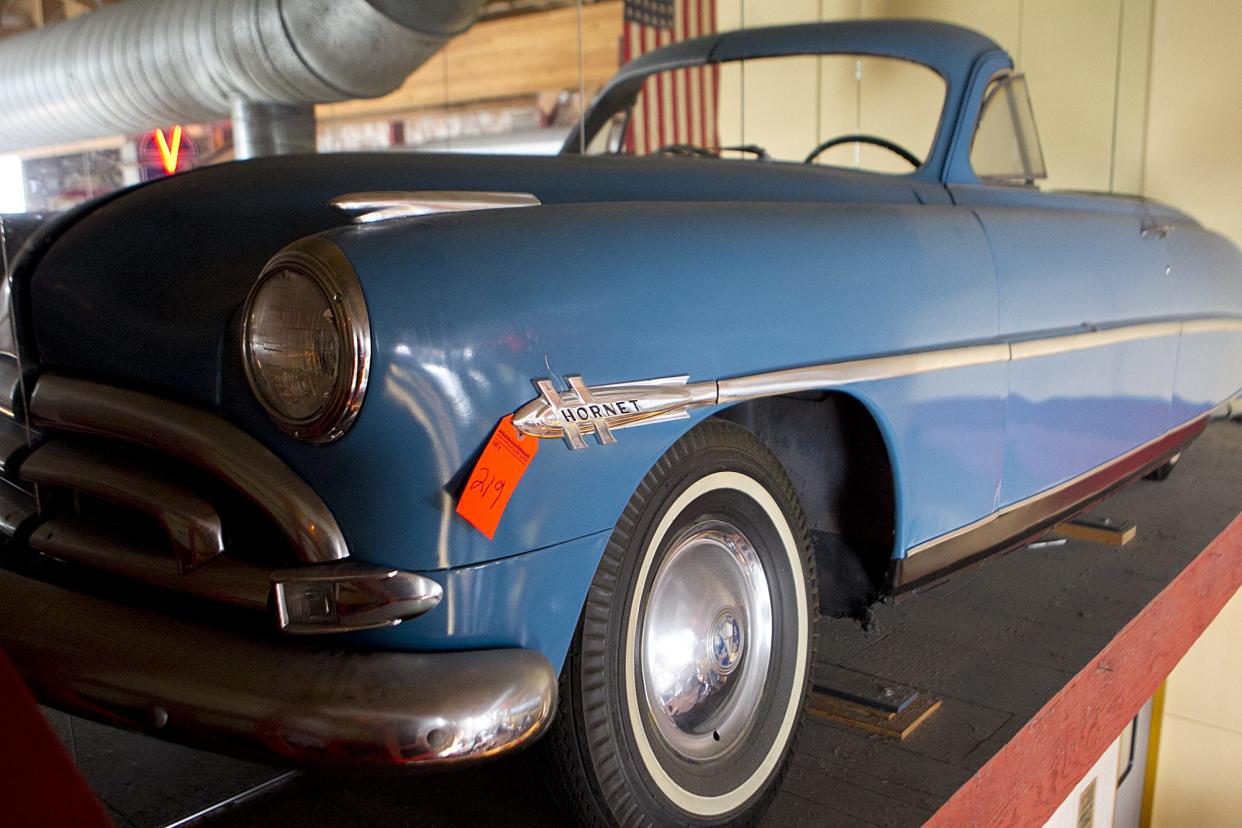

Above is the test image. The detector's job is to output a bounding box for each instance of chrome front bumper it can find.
[0,569,557,768]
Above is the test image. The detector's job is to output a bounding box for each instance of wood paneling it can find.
[316,1,623,123]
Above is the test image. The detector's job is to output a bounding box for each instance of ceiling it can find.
[0,0,593,38]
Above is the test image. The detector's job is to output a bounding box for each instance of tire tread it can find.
[539,419,817,827]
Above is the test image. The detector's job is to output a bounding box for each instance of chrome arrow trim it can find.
[514,375,717,449]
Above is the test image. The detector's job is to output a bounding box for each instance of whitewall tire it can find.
[541,419,817,827]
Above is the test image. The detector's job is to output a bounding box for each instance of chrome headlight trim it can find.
[242,237,371,444]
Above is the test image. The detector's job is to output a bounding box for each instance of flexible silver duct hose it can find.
[0,0,485,153]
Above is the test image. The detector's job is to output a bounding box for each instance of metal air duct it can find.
[0,0,486,155]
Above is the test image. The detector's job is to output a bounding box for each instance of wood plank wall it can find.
[316,1,624,124]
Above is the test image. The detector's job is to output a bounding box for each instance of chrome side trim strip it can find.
[329,191,541,224]
[21,438,225,572]
[721,318,1242,403]
[716,343,1010,403]
[1009,321,1181,361]
[1180,318,1242,336]
[891,414,1208,591]
[0,568,556,769]
[517,318,1242,444]
[28,375,348,564]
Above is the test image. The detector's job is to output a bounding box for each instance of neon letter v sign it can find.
[153,126,184,175]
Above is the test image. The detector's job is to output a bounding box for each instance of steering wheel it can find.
[804,134,921,168]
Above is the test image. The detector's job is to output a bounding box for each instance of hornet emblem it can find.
[513,374,717,450]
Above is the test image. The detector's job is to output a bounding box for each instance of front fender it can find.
[258,198,1000,574]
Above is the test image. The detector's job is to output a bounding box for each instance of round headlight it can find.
[243,238,370,443]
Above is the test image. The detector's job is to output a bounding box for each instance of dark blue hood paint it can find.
[24,151,925,408]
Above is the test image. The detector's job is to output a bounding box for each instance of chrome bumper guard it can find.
[0,373,444,634]
[0,569,557,768]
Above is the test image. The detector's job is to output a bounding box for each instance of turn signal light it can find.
[271,562,442,634]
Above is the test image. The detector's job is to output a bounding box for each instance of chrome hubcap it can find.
[639,519,773,762]
[709,608,744,676]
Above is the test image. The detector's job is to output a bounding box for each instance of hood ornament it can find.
[329,191,540,224]
[514,374,717,450]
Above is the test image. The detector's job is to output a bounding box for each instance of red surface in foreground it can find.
[926,513,1242,828]
[0,647,111,827]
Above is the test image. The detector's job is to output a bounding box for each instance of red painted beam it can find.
[926,514,1242,828]
[0,647,112,827]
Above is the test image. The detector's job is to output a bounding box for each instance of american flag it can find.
[622,0,719,154]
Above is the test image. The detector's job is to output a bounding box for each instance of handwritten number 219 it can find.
[469,466,506,509]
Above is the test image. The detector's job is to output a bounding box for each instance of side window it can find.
[970,73,1046,185]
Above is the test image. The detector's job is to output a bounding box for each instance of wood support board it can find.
[1058,514,1138,545]
[808,690,942,740]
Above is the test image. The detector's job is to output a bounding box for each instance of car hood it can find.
[17,151,920,409]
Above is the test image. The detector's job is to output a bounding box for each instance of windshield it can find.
[581,53,946,174]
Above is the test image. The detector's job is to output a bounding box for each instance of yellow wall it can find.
[1141,2,1242,818]
[1143,0,1242,251]
[1150,591,1242,825]
[1137,1,1242,824]
[712,0,1156,192]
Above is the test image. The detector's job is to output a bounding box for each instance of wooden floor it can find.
[40,420,1242,828]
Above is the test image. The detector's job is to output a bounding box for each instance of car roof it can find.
[564,19,1013,184]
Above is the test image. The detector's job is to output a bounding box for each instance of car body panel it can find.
[18,156,1011,582]
[11,53,1238,629]
[950,186,1183,504]
[351,529,610,673]
[25,150,931,405]
[2,19,1240,753]
[1165,225,1242,423]
[314,199,1003,576]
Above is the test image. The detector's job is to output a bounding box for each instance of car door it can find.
[951,186,1177,507]
[945,71,1176,509]
[1161,212,1242,426]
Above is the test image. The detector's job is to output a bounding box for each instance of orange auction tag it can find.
[456,415,539,539]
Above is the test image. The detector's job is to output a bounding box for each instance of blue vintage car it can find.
[1,18,1239,826]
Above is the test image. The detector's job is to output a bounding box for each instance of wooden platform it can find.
[31,420,1242,828]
